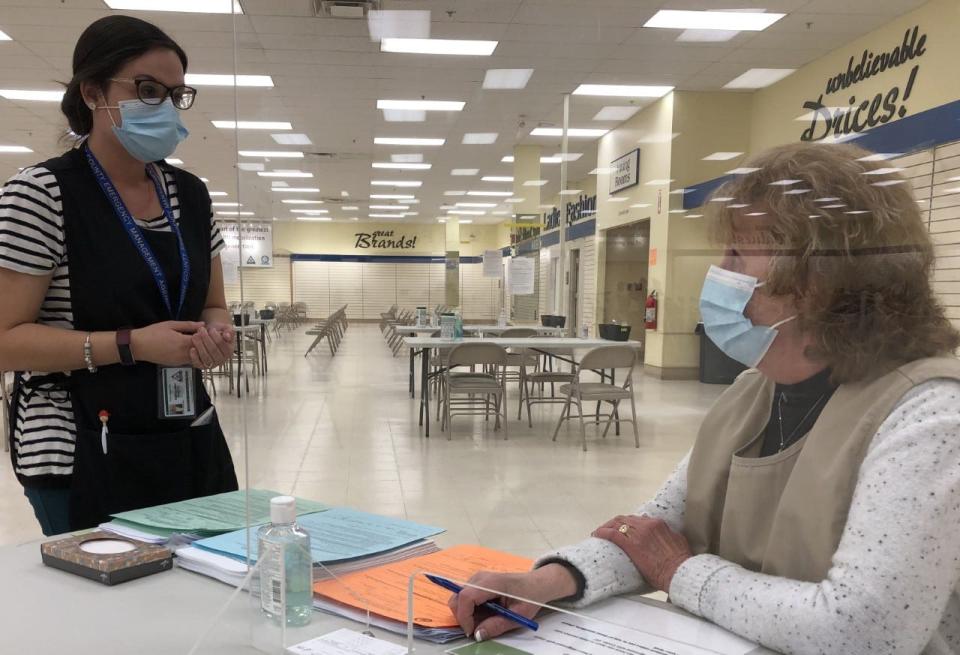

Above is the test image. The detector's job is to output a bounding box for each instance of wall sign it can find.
[219,221,273,268]
[800,25,927,142]
[610,149,640,194]
[354,230,417,250]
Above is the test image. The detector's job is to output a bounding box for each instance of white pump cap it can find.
[270,495,296,524]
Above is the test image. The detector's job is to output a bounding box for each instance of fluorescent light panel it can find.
[103,0,242,12]
[530,127,608,138]
[238,150,303,158]
[370,194,415,200]
[523,180,548,186]
[392,153,423,163]
[592,106,640,121]
[724,68,796,89]
[374,137,444,146]
[296,216,331,222]
[372,162,431,170]
[381,38,497,56]
[467,191,512,197]
[377,99,464,111]
[370,205,409,210]
[0,145,32,153]
[0,89,64,102]
[382,109,426,122]
[451,168,479,176]
[643,9,785,31]
[462,133,498,145]
[456,203,496,208]
[371,180,422,187]
[212,120,292,130]
[483,69,534,89]
[290,209,329,214]
[573,84,673,98]
[212,202,241,207]
[703,151,743,161]
[185,74,272,87]
[282,200,324,204]
[166,158,184,165]
[271,187,320,193]
[271,133,312,145]
[257,170,313,178]
[369,213,406,218]
[482,176,513,182]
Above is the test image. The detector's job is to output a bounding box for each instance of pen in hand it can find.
[426,574,540,633]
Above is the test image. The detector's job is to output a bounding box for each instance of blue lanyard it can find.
[84,146,191,320]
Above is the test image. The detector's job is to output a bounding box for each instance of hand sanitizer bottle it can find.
[258,496,312,627]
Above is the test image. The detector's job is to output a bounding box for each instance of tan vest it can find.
[684,356,960,583]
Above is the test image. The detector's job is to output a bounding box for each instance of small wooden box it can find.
[41,530,173,586]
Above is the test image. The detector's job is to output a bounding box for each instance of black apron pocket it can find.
[68,412,238,530]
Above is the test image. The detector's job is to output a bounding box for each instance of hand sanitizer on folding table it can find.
[258,496,313,626]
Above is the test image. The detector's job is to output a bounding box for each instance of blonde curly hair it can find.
[710,141,959,383]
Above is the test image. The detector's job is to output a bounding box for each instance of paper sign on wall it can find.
[218,221,273,268]
[483,250,503,278]
[509,257,535,295]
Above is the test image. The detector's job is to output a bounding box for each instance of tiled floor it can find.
[0,325,725,557]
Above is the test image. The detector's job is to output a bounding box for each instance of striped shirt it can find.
[0,164,225,482]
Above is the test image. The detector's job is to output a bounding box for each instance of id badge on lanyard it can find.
[85,146,197,420]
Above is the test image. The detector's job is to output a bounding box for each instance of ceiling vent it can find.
[315,0,382,19]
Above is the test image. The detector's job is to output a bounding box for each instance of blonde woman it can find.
[450,142,960,655]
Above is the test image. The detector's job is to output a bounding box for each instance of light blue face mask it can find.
[101,97,189,163]
[699,264,797,368]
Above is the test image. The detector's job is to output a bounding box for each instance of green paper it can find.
[447,642,533,655]
[111,489,328,534]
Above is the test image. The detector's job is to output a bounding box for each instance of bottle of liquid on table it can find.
[258,496,313,627]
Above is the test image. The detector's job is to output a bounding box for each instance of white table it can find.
[402,325,566,336]
[404,337,637,437]
[0,536,769,654]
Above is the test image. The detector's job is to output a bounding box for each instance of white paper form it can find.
[509,257,535,295]
[496,598,757,655]
[287,628,408,655]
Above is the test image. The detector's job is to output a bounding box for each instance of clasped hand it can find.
[592,514,692,593]
[132,320,235,369]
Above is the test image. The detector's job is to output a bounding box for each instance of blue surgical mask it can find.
[699,264,796,368]
[102,97,189,163]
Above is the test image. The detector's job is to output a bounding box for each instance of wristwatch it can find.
[116,328,136,366]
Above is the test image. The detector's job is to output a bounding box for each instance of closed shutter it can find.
[580,237,597,334]
[397,263,431,311]
[328,261,363,319]
[361,262,397,319]
[292,260,330,318]
[460,263,497,319]
[428,262,447,309]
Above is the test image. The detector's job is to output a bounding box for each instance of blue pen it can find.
[425,574,539,632]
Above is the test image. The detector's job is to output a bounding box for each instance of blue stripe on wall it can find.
[514,218,597,255]
[684,98,960,209]
[289,253,487,264]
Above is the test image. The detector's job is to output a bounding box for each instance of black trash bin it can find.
[695,322,746,384]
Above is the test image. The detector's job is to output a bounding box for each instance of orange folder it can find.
[313,544,533,628]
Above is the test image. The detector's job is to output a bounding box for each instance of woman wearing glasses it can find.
[0,15,238,535]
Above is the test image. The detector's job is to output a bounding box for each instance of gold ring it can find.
[618,524,630,535]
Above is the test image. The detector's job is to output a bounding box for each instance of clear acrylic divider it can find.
[403,570,764,655]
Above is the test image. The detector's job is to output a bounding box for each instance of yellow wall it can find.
[271,221,501,257]
[750,0,958,152]
[671,92,753,189]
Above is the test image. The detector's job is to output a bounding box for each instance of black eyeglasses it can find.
[110,77,197,110]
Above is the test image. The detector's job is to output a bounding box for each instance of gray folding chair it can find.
[551,345,640,451]
[442,342,509,440]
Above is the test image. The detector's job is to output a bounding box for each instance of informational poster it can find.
[218,221,273,268]
[610,148,640,195]
[509,256,535,295]
[482,250,503,278]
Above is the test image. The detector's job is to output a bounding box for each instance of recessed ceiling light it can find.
[377,99,465,111]
[369,205,410,210]
[282,200,324,204]
[271,133,312,145]
[374,137,445,146]
[290,209,329,214]
[444,191,467,196]
[462,133,498,145]
[856,153,903,162]
[381,38,498,56]
[370,194,415,199]
[559,189,582,196]
[552,153,583,162]
[238,163,265,172]
[369,213,407,219]
[467,191,512,197]
[644,179,673,185]
[573,84,673,98]
[371,180,422,187]
[381,109,426,123]
[296,216,332,222]
[631,203,651,208]
[0,145,32,153]
[727,167,761,175]
[482,176,513,183]
[523,180,548,186]
[505,198,525,204]
[0,29,10,41]
[863,167,905,175]
[216,211,255,216]
[592,106,641,121]
[166,158,184,165]
[644,9,784,31]
[677,29,739,43]
[451,168,479,176]
[702,151,743,161]
[367,9,431,41]
[530,127,609,138]
[456,202,497,208]
[492,210,511,216]
[724,68,796,89]
[238,150,304,158]
[392,153,424,163]
[342,206,359,211]
[258,170,313,178]
[212,120,292,130]
[208,191,228,197]
[103,0,242,13]
[372,162,432,170]
[270,187,320,193]
[0,89,64,102]
[212,202,241,207]
[447,209,486,215]
[483,68,534,89]
[403,212,419,217]
[185,74,272,87]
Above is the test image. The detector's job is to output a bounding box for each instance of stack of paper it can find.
[312,545,533,644]
[103,489,328,542]
[177,508,445,588]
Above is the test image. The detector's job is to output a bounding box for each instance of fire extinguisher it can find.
[645,290,658,330]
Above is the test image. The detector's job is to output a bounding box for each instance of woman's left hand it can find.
[592,515,692,593]
[189,323,235,370]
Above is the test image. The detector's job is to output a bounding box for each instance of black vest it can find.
[21,146,237,529]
